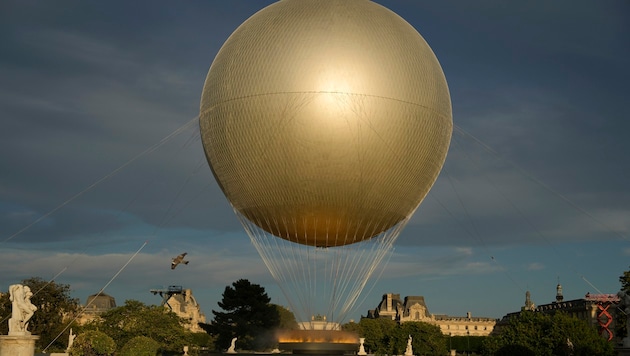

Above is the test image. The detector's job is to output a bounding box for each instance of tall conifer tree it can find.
[212,279,280,351]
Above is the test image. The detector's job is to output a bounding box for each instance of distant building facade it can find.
[75,288,207,333]
[298,314,341,330]
[496,284,621,342]
[164,288,207,333]
[366,293,496,336]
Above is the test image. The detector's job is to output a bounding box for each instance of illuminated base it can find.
[277,330,359,355]
[279,342,359,355]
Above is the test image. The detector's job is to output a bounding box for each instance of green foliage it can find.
[481,311,615,356]
[81,299,191,354]
[118,336,160,356]
[353,317,397,355]
[211,279,280,351]
[274,304,298,330]
[617,266,630,340]
[620,267,630,294]
[69,330,116,356]
[189,332,215,354]
[0,277,80,352]
[398,322,447,356]
[494,344,535,356]
[341,321,361,334]
[344,318,446,356]
[449,335,486,354]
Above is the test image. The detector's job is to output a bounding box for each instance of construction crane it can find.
[149,285,185,310]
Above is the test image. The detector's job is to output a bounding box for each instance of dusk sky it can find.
[1,0,629,324]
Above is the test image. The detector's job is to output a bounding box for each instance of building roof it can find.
[85,292,117,311]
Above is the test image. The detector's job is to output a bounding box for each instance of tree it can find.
[620,267,630,293]
[189,332,215,355]
[341,320,361,334]
[81,299,192,354]
[118,336,161,356]
[449,335,486,355]
[347,318,446,356]
[69,330,116,356]
[617,266,630,340]
[351,318,397,355]
[0,277,80,352]
[211,279,280,351]
[494,344,536,356]
[274,304,298,330]
[398,322,447,356]
[481,311,615,356]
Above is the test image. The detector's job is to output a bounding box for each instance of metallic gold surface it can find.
[200,0,452,247]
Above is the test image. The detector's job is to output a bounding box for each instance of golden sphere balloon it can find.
[200,0,452,247]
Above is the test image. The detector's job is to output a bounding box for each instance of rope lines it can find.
[2,116,199,351]
[453,125,628,243]
[445,124,627,298]
[242,210,403,325]
[1,117,198,245]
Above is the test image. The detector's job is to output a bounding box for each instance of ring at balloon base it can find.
[277,330,359,355]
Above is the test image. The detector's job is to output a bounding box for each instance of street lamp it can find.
[467,330,470,356]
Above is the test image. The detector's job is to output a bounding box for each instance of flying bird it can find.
[171,252,189,270]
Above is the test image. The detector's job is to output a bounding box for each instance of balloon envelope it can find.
[200,0,452,247]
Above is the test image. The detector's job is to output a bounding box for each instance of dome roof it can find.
[86,292,116,310]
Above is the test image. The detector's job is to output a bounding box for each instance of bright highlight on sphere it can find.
[200,0,452,247]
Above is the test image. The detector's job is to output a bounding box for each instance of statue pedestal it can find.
[0,334,39,356]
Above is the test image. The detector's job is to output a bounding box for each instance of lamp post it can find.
[467,330,470,356]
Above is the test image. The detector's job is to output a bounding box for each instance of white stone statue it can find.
[358,337,367,355]
[404,334,413,356]
[227,337,237,353]
[67,328,77,351]
[8,284,37,335]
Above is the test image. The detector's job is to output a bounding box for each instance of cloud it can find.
[0,241,271,306]
[381,246,502,279]
[526,262,545,271]
[1,0,628,323]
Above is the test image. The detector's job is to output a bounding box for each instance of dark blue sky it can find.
[1,0,629,322]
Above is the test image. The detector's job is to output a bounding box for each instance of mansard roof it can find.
[85,292,117,311]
